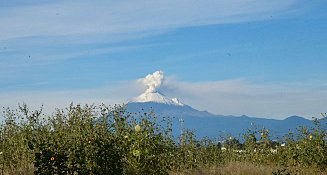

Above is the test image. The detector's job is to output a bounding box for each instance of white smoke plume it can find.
[141,70,164,93]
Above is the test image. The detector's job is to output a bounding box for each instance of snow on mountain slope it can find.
[131,91,184,106]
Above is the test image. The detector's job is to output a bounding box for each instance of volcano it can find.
[127,87,316,140]
[126,71,317,139]
[131,89,184,106]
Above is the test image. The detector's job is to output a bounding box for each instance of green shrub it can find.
[0,104,326,174]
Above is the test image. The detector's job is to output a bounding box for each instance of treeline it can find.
[0,104,326,174]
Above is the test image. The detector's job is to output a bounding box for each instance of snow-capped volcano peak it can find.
[130,70,184,106]
[131,90,184,106]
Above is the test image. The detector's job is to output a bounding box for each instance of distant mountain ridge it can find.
[127,78,321,140]
[127,101,317,139]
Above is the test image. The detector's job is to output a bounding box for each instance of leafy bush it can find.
[0,104,326,174]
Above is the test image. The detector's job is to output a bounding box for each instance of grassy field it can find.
[172,161,327,175]
[0,104,326,174]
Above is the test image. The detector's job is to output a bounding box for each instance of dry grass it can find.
[2,162,327,175]
[170,162,327,175]
[171,162,275,175]
[1,164,34,175]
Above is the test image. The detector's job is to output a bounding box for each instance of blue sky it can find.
[1,0,327,119]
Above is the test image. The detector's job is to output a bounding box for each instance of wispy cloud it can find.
[1,74,325,120]
[161,77,327,119]
[1,1,323,120]
[0,41,157,82]
[0,0,301,41]
[0,0,305,77]
[0,80,142,115]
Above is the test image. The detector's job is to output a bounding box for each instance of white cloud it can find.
[1,74,326,120]
[0,80,142,115]
[0,1,324,120]
[0,0,305,80]
[0,0,301,41]
[161,77,327,119]
[0,41,158,81]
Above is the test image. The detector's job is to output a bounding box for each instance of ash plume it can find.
[141,70,164,93]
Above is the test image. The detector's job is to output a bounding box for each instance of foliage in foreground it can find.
[0,104,326,175]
